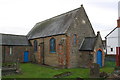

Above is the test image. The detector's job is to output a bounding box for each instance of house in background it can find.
[105,18,120,65]
[27,5,104,68]
[105,2,120,66]
[105,1,120,56]
[105,26,118,62]
[105,26,120,56]
[0,33,33,63]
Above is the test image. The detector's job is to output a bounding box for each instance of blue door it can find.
[24,51,29,62]
[97,50,102,67]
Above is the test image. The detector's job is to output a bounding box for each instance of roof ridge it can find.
[85,37,96,38]
[36,4,85,25]
[79,36,97,51]
[105,27,118,38]
[37,7,80,24]
[0,33,27,37]
[27,7,82,36]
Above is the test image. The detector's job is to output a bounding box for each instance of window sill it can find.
[50,51,56,53]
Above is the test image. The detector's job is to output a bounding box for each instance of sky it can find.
[0,0,119,40]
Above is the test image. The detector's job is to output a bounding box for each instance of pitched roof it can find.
[79,37,96,51]
[105,27,117,38]
[0,33,30,46]
[27,6,83,39]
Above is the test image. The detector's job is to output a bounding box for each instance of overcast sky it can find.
[0,0,119,39]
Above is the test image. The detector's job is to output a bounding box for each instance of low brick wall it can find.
[105,55,116,62]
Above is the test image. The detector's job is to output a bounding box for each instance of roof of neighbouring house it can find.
[79,37,97,51]
[105,27,117,38]
[27,5,85,39]
[0,33,30,46]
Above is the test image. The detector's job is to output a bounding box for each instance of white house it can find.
[105,27,120,55]
[105,1,120,55]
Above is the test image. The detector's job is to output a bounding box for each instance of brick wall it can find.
[2,45,33,63]
[30,35,67,68]
[30,38,43,63]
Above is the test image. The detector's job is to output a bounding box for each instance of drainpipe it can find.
[43,38,45,65]
[105,37,107,55]
[3,46,5,63]
[65,34,70,68]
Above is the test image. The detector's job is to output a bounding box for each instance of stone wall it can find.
[94,32,105,66]
[79,51,94,68]
[66,6,95,68]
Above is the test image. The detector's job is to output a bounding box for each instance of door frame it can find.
[96,48,104,67]
[39,42,45,64]
[24,51,29,62]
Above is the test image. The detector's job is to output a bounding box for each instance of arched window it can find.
[34,40,37,52]
[74,34,77,44]
[50,38,56,53]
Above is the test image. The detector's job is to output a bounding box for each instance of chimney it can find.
[117,19,120,27]
[117,1,120,27]
[81,4,83,7]
[97,31,100,36]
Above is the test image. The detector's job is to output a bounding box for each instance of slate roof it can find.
[27,7,82,39]
[79,37,96,51]
[0,33,30,46]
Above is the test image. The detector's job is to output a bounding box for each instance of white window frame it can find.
[10,46,13,55]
